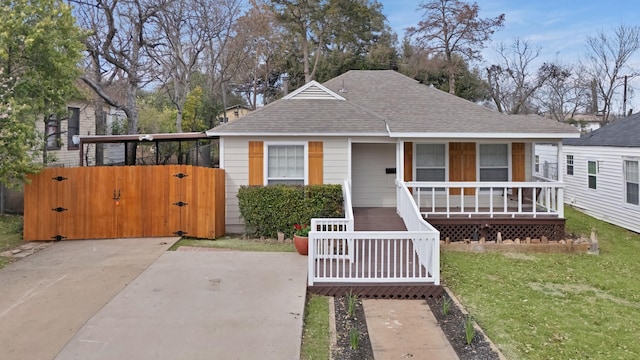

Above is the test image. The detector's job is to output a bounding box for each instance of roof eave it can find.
[389,132,581,139]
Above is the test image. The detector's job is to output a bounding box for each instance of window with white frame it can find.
[535,155,540,173]
[267,144,305,185]
[566,155,574,175]
[624,160,639,205]
[588,160,598,189]
[479,144,509,182]
[415,144,446,181]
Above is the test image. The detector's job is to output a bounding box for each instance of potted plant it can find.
[293,223,310,255]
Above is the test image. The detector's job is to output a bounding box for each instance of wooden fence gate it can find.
[24,165,225,241]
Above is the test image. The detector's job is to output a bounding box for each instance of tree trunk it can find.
[94,97,107,165]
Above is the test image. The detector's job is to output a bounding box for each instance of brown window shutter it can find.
[308,141,323,185]
[248,141,264,186]
[404,142,413,182]
[512,143,525,182]
[449,142,476,195]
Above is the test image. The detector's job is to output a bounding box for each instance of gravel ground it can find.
[332,295,374,360]
[332,292,500,360]
[426,293,500,360]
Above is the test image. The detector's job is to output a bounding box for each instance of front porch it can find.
[307,180,566,297]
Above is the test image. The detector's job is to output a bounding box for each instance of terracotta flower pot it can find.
[293,235,309,255]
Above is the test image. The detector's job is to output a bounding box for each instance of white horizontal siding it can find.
[563,145,640,233]
[534,144,559,179]
[222,137,350,233]
[352,143,396,207]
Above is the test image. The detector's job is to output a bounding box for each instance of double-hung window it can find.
[479,144,509,182]
[267,144,305,185]
[67,107,80,150]
[566,155,574,175]
[624,160,639,205]
[415,144,446,181]
[588,160,598,189]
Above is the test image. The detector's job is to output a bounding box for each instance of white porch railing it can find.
[405,181,565,218]
[308,180,440,286]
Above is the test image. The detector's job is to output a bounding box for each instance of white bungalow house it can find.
[206,70,580,295]
[563,113,640,234]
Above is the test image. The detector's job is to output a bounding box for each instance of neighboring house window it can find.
[479,144,509,182]
[67,107,80,150]
[535,155,540,173]
[624,160,639,205]
[415,144,446,181]
[46,116,60,150]
[267,144,304,185]
[588,160,598,189]
[567,155,574,175]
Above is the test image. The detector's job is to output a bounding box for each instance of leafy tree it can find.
[272,0,392,84]
[399,40,488,102]
[0,0,83,186]
[407,0,504,95]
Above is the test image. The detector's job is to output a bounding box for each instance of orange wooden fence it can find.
[24,165,225,241]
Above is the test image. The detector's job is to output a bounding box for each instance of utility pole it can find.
[623,75,628,116]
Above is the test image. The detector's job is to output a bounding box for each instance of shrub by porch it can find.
[237,184,344,239]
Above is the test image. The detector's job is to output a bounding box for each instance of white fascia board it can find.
[283,80,346,100]
[389,132,581,139]
[205,132,387,137]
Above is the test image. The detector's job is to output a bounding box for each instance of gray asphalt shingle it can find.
[208,70,579,137]
[564,113,640,147]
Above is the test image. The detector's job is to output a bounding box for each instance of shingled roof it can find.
[564,112,640,147]
[207,70,579,139]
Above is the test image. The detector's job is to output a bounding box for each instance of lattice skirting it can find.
[427,218,566,242]
[308,284,443,299]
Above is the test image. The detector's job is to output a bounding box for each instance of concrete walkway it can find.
[54,251,308,360]
[363,299,459,360]
[0,238,176,360]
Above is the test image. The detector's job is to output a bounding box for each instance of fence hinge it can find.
[51,234,66,241]
[173,230,187,236]
[52,207,68,212]
[173,201,188,207]
[52,176,68,182]
[173,173,188,179]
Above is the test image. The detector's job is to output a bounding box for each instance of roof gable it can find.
[283,80,345,100]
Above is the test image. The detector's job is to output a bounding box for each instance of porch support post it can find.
[397,141,404,213]
[557,140,564,218]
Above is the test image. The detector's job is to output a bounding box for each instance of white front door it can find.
[351,143,396,207]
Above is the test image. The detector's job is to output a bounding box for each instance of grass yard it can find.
[301,294,330,360]
[169,238,296,252]
[442,206,640,359]
[0,215,24,269]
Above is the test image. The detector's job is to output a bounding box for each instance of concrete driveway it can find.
[0,240,308,360]
[0,238,176,360]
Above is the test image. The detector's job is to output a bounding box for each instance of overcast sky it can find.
[378,0,640,112]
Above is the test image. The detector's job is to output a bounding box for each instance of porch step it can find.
[354,207,407,231]
[308,284,443,299]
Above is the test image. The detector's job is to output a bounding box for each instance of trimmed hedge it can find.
[237,184,344,238]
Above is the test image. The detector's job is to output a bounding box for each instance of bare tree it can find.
[536,63,591,122]
[584,24,640,124]
[407,0,504,95]
[148,0,238,132]
[486,38,552,114]
[75,0,168,136]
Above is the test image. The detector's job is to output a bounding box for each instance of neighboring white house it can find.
[563,113,640,233]
[35,100,125,167]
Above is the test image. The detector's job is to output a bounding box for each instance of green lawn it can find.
[169,238,296,252]
[0,214,24,269]
[442,206,640,359]
[301,294,330,360]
